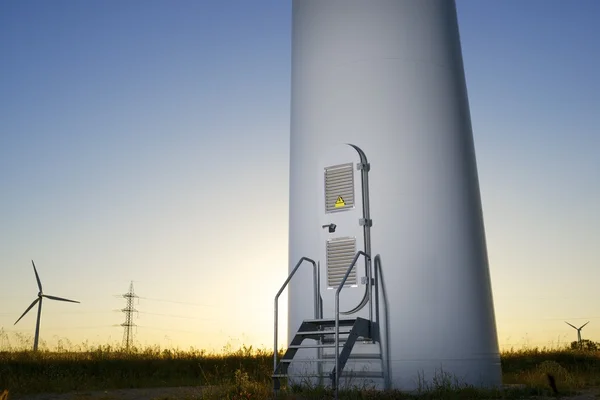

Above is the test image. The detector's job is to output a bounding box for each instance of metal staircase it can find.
[273,253,384,396]
[272,316,383,390]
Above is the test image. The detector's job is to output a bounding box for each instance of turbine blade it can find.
[43,294,80,303]
[565,322,577,329]
[14,298,40,325]
[580,321,590,329]
[32,260,43,292]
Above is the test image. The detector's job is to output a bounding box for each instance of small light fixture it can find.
[322,223,336,233]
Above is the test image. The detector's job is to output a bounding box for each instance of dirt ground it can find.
[9,386,600,400]
[9,386,204,400]
[543,388,600,400]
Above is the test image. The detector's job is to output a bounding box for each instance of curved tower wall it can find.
[288,0,501,390]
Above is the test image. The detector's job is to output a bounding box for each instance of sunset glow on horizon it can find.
[1,0,598,354]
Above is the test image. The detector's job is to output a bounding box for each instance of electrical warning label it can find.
[334,196,346,208]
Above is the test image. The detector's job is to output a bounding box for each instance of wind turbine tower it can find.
[565,321,590,349]
[14,260,80,351]
[121,281,138,351]
[283,0,502,391]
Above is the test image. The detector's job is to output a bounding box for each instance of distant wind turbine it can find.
[565,321,590,349]
[14,260,80,351]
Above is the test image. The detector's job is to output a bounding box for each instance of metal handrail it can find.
[334,250,370,395]
[374,254,391,390]
[273,256,321,374]
[340,145,373,318]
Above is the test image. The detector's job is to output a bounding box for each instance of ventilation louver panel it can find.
[327,237,357,288]
[324,163,354,213]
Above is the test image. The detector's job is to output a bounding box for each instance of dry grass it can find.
[1,329,599,399]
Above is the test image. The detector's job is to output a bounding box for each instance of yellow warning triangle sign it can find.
[334,196,346,208]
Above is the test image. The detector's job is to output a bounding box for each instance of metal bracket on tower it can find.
[361,276,375,286]
[357,162,370,172]
[359,218,372,227]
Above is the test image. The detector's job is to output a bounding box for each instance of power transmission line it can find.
[3,325,114,333]
[137,311,214,320]
[136,296,215,307]
[501,316,600,321]
[136,325,208,335]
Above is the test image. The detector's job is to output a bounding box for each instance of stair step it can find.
[279,358,337,363]
[289,344,337,349]
[322,353,382,360]
[321,337,358,343]
[282,353,382,361]
[295,330,351,336]
[340,371,384,379]
[302,318,357,325]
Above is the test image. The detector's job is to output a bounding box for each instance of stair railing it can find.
[334,251,370,395]
[374,254,391,390]
[274,256,322,374]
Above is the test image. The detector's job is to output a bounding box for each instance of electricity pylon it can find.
[121,281,138,351]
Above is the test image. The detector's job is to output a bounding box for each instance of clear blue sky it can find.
[1,0,598,352]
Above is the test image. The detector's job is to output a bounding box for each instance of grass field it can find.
[1,334,599,399]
